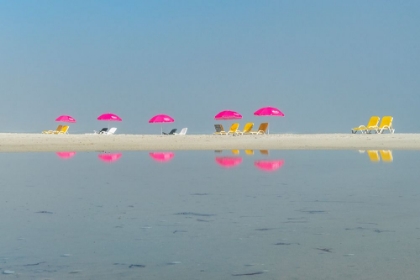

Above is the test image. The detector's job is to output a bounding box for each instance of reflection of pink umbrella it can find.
[55,115,76,123]
[149,114,175,134]
[98,153,122,163]
[214,110,242,120]
[56,152,76,159]
[254,106,284,134]
[254,160,285,172]
[149,152,175,162]
[215,157,243,168]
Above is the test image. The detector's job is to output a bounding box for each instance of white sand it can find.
[0,133,419,152]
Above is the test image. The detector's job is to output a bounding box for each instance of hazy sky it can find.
[0,1,419,134]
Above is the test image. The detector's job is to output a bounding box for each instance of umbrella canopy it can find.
[55,115,76,123]
[215,156,243,168]
[149,114,174,123]
[254,106,284,116]
[56,152,76,159]
[98,153,122,163]
[97,113,122,121]
[149,152,175,162]
[254,160,284,172]
[214,110,242,120]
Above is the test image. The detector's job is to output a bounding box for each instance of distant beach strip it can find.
[0,133,419,152]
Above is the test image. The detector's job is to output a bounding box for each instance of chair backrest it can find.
[367,116,380,127]
[99,128,108,134]
[179,128,188,135]
[229,123,240,132]
[57,125,69,134]
[258,122,269,133]
[379,150,393,162]
[242,122,254,133]
[379,116,393,128]
[168,128,177,135]
[107,127,117,135]
[214,124,223,132]
[367,150,380,162]
[55,125,63,131]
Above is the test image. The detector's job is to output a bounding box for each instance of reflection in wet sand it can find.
[215,156,243,168]
[362,150,393,163]
[98,153,122,163]
[56,152,76,159]
[254,160,285,172]
[149,152,175,163]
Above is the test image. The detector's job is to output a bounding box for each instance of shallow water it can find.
[1,150,420,279]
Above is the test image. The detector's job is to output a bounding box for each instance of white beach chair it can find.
[175,128,188,135]
[104,127,117,135]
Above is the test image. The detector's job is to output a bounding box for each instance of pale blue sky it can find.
[0,0,418,134]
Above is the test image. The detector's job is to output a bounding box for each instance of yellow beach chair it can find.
[235,122,254,135]
[250,123,268,135]
[42,125,62,134]
[367,150,380,162]
[351,116,380,134]
[53,125,69,134]
[368,116,395,134]
[379,150,393,162]
[221,123,240,135]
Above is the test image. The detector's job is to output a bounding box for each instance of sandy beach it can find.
[0,133,419,152]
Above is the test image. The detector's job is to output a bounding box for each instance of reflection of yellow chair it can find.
[245,150,254,155]
[235,123,254,135]
[260,150,269,155]
[352,116,380,134]
[367,150,380,162]
[53,125,69,134]
[379,150,393,162]
[367,116,395,134]
[232,149,240,155]
[42,125,62,134]
[221,123,240,135]
[250,123,268,135]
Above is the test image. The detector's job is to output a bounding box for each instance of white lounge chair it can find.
[175,128,188,135]
[104,127,117,135]
[94,128,108,134]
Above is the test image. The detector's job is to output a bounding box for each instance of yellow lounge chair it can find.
[235,122,254,135]
[379,150,393,162]
[221,123,240,135]
[250,123,268,135]
[351,116,380,134]
[367,116,395,134]
[42,125,63,134]
[53,125,69,134]
[367,150,380,162]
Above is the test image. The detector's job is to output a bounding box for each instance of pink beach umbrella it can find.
[215,156,243,168]
[149,114,175,134]
[56,152,76,159]
[55,115,76,123]
[97,113,122,129]
[214,110,242,120]
[254,106,284,134]
[149,152,175,163]
[254,160,285,172]
[98,153,122,163]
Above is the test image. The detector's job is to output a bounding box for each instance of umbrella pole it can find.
[161,125,162,135]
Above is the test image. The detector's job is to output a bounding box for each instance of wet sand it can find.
[0,133,419,152]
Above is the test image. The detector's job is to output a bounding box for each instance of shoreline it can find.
[0,133,419,152]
